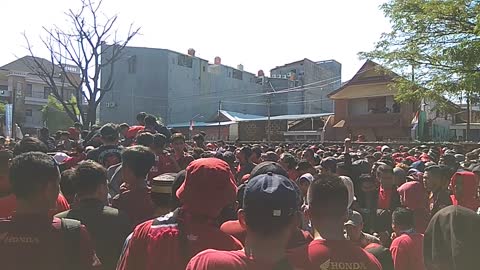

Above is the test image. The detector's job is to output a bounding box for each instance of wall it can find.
[348,99,368,115]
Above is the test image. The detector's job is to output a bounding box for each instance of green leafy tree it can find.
[42,95,75,133]
[361,0,480,139]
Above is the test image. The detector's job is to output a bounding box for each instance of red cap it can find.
[420,153,431,162]
[176,158,237,218]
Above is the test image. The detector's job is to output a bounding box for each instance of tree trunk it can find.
[466,93,471,142]
[86,101,97,128]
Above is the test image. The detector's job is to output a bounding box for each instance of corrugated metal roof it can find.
[220,110,264,121]
[168,121,236,128]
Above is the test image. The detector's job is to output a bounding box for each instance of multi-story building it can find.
[100,46,267,124]
[0,56,79,135]
[270,59,341,114]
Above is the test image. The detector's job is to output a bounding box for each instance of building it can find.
[270,59,341,114]
[169,110,333,142]
[327,60,456,141]
[0,56,79,135]
[99,46,268,125]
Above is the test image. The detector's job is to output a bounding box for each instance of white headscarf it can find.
[340,176,355,208]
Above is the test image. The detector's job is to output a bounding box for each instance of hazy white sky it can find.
[1,0,390,81]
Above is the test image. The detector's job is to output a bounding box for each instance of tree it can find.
[42,95,75,133]
[360,0,480,139]
[24,0,140,127]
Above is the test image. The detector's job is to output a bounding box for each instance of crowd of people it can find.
[0,111,479,270]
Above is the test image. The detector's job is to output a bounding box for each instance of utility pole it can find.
[217,100,222,140]
[466,91,471,141]
[267,96,271,143]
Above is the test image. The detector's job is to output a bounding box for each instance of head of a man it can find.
[151,134,167,153]
[119,123,130,138]
[144,115,157,129]
[121,146,156,186]
[13,137,48,156]
[279,153,297,171]
[250,146,262,164]
[377,164,394,188]
[423,165,450,192]
[320,157,337,176]
[392,207,414,234]
[39,127,50,138]
[151,173,175,216]
[240,172,300,242]
[136,132,154,147]
[73,160,108,203]
[171,133,187,153]
[192,134,205,148]
[136,112,147,125]
[237,146,252,164]
[297,160,316,176]
[100,123,119,145]
[345,211,364,242]
[307,174,349,228]
[10,152,60,210]
[302,149,315,163]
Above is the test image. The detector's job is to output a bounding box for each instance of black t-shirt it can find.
[87,145,123,168]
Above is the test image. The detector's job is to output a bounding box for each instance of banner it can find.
[5,104,12,138]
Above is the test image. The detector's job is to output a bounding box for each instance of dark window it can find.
[232,69,243,80]
[26,84,33,97]
[202,66,206,72]
[44,87,51,99]
[368,97,387,113]
[177,55,193,68]
[128,55,137,73]
[25,109,33,117]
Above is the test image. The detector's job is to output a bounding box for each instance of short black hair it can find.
[296,160,313,172]
[392,207,414,229]
[377,164,394,174]
[425,165,451,183]
[251,146,262,158]
[240,146,252,159]
[144,115,157,126]
[136,112,147,123]
[73,160,107,196]
[193,134,204,143]
[136,132,154,147]
[280,153,297,170]
[10,152,59,200]
[152,133,167,149]
[122,146,155,179]
[13,137,48,156]
[119,123,130,130]
[308,174,348,218]
[60,169,76,202]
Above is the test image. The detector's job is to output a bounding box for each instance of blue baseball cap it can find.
[243,172,300,217]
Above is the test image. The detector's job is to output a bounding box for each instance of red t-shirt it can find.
[390,233,424,270]
[0,214,100,270]
[112,187,155,226]
[288,239,382,270]
[116,209,243,270]
[0,193,70,218]
[377,185,392,210]
[186,249,282,270]
[148,153,178,181]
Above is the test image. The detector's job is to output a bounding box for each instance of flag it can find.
[189,120,194,131]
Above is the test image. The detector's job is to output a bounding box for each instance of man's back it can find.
[288,239,382,270]
[0,215,99,270]
[390,233,424,270]
[117,210,243,270]
[56,199,132,270]
[112,187,155,226]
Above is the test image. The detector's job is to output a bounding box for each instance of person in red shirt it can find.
[288,174,382,270]
[187,172,302,270]
[171,133,194,170]
[279,153,299,181]
[112,145,156,226]
[376,164,401,211]
[148,134,180,182]
[236,146,255,184]
[389,207,425,270]
[0,152,100,270]
[116,158,243,270]
[423,165,452,217]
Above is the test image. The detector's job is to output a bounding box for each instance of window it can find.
[202,66,206,72]
[25,109,33,117]
[44,87,52,99]
[367,97,387,113]
[26,84,33,97]
[177,55,193,68]
[232,69,243,80]
[128,55,137,73]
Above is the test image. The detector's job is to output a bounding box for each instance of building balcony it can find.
[346,112,405,128]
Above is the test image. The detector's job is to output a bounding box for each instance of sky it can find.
[0,0,391,81]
